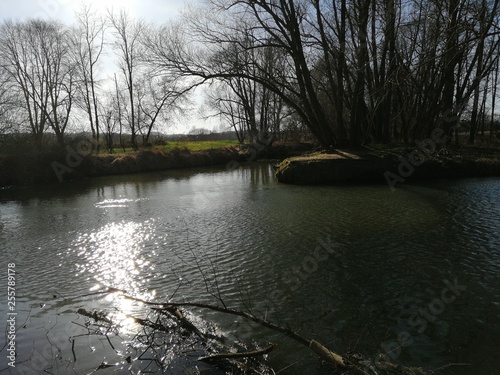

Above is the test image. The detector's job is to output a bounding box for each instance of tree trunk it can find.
[349,0,370,146]
[469,1,486,145]
[441,0,460,142]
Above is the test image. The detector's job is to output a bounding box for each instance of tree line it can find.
[0,6,188,152]
[1,1,500,151]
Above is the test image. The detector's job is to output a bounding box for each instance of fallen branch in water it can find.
[96,289,435,375]
[77,308,113,324]
[153,301,433,375]
[160,305,206,340]
[199,343,277,362]
[77,294,275,374]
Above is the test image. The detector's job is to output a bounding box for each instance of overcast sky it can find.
[0,0,191,24]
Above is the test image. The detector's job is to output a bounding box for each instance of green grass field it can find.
[97,139,241,155]
[163,139,240,152]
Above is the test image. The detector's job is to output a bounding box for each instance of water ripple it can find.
[1,166,499,374]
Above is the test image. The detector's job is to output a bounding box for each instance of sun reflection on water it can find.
[73,220,157,332]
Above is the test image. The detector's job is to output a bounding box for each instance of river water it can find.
[0,163,499,374]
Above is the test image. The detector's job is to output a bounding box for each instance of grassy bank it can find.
[86,146,248,178]
[0,140,248,187]
[5,138,498,188]
[97,139,240,155]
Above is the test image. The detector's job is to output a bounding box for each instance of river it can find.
[0,162,499,374]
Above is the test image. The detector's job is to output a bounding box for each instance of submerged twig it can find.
[90,290,436,375]
[76,294,275,374]
[199,343,277,362]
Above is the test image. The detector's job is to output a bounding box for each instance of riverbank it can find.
[3,142,499,188]
[85,147,248,178]
[274,145,500,185]
[0,142,313,187]
[0,146,246,187]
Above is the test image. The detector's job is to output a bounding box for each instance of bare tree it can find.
[72,4,106,150]
[135,71,188,145]
[113,73,126,151]
[206,32,289,146]
[109,9,145,149]
[0,19,75,148]
[465,0,500,144]
[168,1,500,147]
[489,52,499,144]
[0,67,18,135]
[1,20,48,148]
[4,1,498,150]
[43,24,76,147]
[143,1,340,147]
[207,82,248,144]
[99,91,119,153]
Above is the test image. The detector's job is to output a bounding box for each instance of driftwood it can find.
[153,302,434,375]
[160,305,206,339]
[77,308,113,324]
[77,299,275,374]
[82,289,436,375]
[199,344,277,362]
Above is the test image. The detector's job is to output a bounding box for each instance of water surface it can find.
[1,163,499,374]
